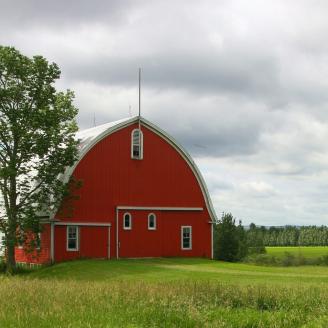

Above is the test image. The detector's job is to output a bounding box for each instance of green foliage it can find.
[215,213,248,261]
[0,46,79,272]
[263,225,328,246]
[246,223,266,254]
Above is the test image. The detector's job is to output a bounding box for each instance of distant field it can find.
[266,246,328,258]
[1,258,328,327]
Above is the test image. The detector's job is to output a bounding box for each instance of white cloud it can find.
[1,0,328,225]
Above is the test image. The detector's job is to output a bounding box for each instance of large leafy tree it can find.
[0,46,79,273]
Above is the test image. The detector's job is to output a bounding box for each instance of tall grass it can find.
[1,258,328,327]
[1,277,328,327]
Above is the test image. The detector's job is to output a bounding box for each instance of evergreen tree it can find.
[215,213,248,261]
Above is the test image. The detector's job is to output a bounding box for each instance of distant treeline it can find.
[249,224,328,246]
[214,214,328,263]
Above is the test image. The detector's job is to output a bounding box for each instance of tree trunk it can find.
[6,175,18,274]
[6,232,16,274]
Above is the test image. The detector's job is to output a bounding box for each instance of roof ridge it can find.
[77,116,138,135]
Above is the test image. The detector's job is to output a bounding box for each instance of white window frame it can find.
[36,232,41,250]
[181,226,192,250]
[67,226,79,251]
[131,128,143,160]
[148,213,156,230]
[123,212,132,230]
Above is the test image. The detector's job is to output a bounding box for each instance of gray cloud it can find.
[0,0,134,29]
[1,0,328,225]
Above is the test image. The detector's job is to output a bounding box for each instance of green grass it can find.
[1,257,328,327]
[266,246,328,258]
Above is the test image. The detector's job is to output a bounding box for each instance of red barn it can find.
[15,116,217,264]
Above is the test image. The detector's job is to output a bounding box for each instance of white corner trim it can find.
[211,223,214,259]
[107,226,111,260]
[116,208,119,259]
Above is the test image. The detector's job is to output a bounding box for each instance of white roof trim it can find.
[53,116,217,221]
[55,222,111,227]
[117,206,203,211]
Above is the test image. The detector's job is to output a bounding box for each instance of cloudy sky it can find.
[1,0,328,226]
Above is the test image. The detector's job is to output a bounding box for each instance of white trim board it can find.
[55,222,111,227]
[117,206,203,211]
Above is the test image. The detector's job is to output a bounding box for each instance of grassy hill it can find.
[266,246,328,258]
[1,257,328,327]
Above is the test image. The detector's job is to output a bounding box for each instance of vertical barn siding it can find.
[59,123,206,220]
[54,226,109,262]
[80,226,109,259]
[15,224,51,264]
[54,122,212,260]
[118,211,211,258]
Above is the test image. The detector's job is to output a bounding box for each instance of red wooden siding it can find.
[118,210,211,258]
[54,226,109,262]
[15,224,51,264]
[16,120,213,263]
[56,122,211,260]
[58,123,207,221]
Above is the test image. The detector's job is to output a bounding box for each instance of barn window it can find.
[17,228,24,249]
[67,226,79,251]
[123,213,132,230]
[36,232,41,250]
[181,226,192,250]
[131,129,143,159]
[148,213,156,230]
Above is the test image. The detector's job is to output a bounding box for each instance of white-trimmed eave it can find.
[52,116,218,222]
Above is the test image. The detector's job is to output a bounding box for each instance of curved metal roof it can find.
[61,116,217,221]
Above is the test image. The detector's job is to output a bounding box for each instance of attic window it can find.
[131,129,143,159]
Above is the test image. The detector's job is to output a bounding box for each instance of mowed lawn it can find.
[266,246,328,258]
[1,258,328,327]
